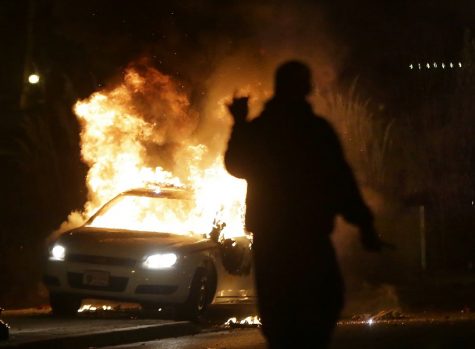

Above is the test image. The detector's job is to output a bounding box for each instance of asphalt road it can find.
[3,305,475,349]
[105,315,475,349]
[0,304,197,348]
[0,303,257,348]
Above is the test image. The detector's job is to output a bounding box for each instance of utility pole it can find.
[420,205,427,271]
[20,0,36,110]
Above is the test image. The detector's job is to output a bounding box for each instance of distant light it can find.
[28,74,40,84]
[410,61,462,71]
[367,318,374,326]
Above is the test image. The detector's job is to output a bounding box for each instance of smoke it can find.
[332,190,401,315]
[192,2,398,313]
[51,0,398,313]
[52,0,350,162]
[189,1,349,159]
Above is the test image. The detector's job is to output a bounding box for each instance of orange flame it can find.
[225,315,262,326]
[71,62,247,238]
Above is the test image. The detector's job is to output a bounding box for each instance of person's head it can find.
[274,60,313,100]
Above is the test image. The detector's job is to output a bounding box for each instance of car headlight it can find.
[50,244,66,261]
[143,253,177,269]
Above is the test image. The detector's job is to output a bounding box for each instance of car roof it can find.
[121,186,192,199]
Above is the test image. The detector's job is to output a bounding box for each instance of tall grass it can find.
[320,80,395,195]
[319,32,475,271]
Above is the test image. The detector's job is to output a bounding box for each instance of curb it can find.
[0,321,201,349]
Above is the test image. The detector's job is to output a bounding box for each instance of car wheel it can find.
[175,268,210,321]
[50,293,82,317]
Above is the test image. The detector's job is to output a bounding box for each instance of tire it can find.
[175,269,210,321]
[50,293,82,317]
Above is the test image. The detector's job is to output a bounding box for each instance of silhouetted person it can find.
[224,61,383,348]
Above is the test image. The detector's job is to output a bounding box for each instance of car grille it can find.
[66,254,136,268]
[68,272,128,292]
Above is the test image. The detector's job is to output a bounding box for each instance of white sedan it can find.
[43,187,255,319]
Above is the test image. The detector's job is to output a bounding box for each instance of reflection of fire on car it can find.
[43,187,255,320]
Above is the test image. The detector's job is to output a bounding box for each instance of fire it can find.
[77,304,113,313]
[225,315,262,327]
[70,61,247,239]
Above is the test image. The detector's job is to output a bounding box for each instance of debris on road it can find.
[350,309,407,325]
[371,309,407,321]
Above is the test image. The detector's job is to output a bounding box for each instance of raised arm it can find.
[224,97,254,179]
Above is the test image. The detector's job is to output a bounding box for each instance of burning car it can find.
[43,186,255,319]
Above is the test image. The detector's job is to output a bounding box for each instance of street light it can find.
[28,73,40,84]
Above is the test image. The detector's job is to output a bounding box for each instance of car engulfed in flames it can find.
[44,186,255,320]
[42,61,259,319]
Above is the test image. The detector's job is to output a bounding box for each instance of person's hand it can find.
[227,96,249,124]
[360,226,394,252]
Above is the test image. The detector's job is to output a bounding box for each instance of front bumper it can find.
[44,258,195,304]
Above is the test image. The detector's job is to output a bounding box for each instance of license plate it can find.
[83,270,110,287]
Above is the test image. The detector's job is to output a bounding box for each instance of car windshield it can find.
[86,192,207,235]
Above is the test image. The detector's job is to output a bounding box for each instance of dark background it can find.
[1,0,475,308]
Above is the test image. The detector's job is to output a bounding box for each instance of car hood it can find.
[56,226,216,259]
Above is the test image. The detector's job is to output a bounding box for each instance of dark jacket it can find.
[225,97,373,236]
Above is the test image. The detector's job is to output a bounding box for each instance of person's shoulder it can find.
[308,114,343,144]
[248,111,270,128]
[310,113,335,131]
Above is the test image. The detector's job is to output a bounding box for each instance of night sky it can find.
[2,0,474,111]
